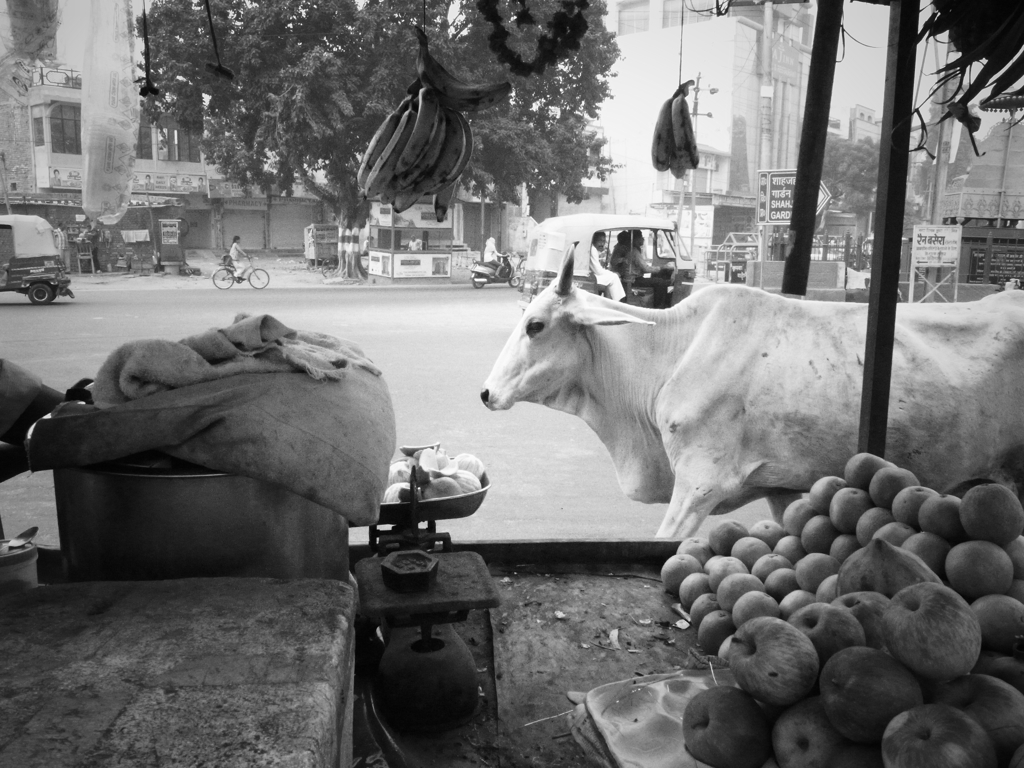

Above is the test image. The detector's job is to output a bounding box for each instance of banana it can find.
[357,96,413,194]
[651,96,675,173]
[415,26,512,113]
[413,107,470,196]
[671,87,699,173]
[394,86,442,177]
[438,108,473,188]
[363,104,418,199]
[390,115,448,211]
[433,174,461,223]
[392,188,423,214]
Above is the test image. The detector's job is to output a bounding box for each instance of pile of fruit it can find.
[660,452,1024,768]
[650,79,699,180]
[357,26,511,221]
[382,444,486,503]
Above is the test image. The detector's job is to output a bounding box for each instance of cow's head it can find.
[481,247,653,412]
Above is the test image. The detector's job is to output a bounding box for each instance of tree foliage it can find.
[820,133,879,221]
[140,0,619,226]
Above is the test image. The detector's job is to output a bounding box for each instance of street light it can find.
[687,73,716,267]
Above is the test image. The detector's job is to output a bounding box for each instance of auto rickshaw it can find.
[516,213,697,310]
[0,215,74,304]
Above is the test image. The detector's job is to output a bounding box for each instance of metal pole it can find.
[859,0,921,456]
[690,74,700,264]
[0,153,12,215]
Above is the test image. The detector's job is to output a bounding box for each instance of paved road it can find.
[1,259,769,547]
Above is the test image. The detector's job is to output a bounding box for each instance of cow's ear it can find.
[555,242,578,295]
[566,303,655,327]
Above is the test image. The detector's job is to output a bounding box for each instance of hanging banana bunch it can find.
[651,80,699,180]
[358,26,512,222]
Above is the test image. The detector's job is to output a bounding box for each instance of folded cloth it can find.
[92,313,382,406]
[28,370,396,526]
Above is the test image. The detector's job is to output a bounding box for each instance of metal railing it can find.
[31,66,81,89]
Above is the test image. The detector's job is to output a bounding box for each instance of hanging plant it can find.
[475,0,590,77]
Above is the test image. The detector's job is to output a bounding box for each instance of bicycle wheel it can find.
[248,269,270,289]
[212,267,235,289]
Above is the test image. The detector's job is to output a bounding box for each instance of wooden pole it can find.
[859,0,921,456]
[780,0,844,296]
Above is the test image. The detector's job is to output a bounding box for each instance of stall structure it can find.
[303,223,338,270]
[365,198,453,284]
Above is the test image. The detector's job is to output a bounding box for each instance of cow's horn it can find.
[556,242,577,296]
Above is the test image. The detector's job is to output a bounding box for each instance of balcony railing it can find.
[32,66,82,89]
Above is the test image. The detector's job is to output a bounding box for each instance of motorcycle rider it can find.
[482,237,502,270]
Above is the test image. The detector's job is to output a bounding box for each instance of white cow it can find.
[481,255,1024,539]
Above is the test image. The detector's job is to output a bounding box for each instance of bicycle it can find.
[212,257,269,289]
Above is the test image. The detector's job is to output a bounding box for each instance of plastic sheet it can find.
[81,0,138,225]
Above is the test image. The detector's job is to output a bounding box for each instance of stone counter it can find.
[0,577,355,768]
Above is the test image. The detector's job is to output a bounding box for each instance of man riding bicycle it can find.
[227,236,253,282]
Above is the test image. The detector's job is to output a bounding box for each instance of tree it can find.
[820,133,879,223]
[140,0,619,226]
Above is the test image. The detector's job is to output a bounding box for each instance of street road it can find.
[0,279,768,547]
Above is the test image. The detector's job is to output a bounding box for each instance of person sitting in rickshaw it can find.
[589,232,625,302]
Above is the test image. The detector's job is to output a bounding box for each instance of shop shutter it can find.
[222,210,266,249]
[270,201,316,250]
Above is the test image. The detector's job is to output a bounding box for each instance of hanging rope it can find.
[203,0,234,80]
[138,0,160,97]
[475,0,590,78]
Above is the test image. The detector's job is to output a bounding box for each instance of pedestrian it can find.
[52,221,69,269]
[80,221,102,273]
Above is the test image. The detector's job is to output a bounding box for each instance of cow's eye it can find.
[525,320,544,338]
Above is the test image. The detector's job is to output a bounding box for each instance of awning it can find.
[7,193,184,208]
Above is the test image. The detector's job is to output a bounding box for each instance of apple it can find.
[717,633,735,659]
[830,487,875,534]
[765,568,801,602]
[802,515,842,555]
[784,499,821,537]
[707,556,750,592]
[732,536,774,570]
[809,475,848,514]
[830,534,861,564]
[918,494,968,544]
[697,609,736,657]
[682,685,773,768]
[832,743,884,768]
[788,602,867,666]
[709,519,749,556]
[819,646,923,743]
[972,649,1008,676]
[752,553,794,582]
[959,483,1024,546]
[778,589,817,620]
[749,519,787,550]
[856,507,896,547]
[772,695,848,767]
[1009,580,1024,603]
[946,541,1015,602]
[816,574,839,603]
[844,452,894,491]
[660,553,704,594]
[676,536,714,565]
[795,552,842,593]
[689,592,721,630]
[872,521,917,547]
[831,591,891,650]
[733,590,781,628]
[1007,536,1024,580]
[971,594,1024,655]
[881,703,997,768]
[775,535,808,564]
[989,655,1024,697]
[678,572,713,612]
[1012,744,1024,768]
[901,532,951,580]
[891,485,940,529]
[717,572,766,612]
[930,673,1024,766]
[730,616,820,706]
[882,582,983,680]
[868,465,920,509]
[837,538,941,598]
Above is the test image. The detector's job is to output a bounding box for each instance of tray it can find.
[376,472,489,526]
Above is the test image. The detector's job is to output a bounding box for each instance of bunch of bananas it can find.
[358,26,512,222]
[651,80,700,180]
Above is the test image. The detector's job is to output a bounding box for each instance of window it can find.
[49,104,81,154]
[32,116,44,146]
[157,126,175,160]
[178,129,202,163]
[617,0,649,35]
[137,115,153,159]
[663,0,682,28]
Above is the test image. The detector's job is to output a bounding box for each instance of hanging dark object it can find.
[138,3,159,97]
[203,0,234,81]
[475,0,590,77]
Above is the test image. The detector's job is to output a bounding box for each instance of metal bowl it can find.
[376,472,489,526]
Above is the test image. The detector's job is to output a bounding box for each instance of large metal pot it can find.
[53,452,349,582]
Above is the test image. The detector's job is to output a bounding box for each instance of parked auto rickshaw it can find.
[0,215,74,304]
[516,213,697,310]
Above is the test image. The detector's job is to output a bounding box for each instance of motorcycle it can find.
[471,252,516,288]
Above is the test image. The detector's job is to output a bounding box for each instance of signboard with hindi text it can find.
[911,225,961,266]
[756,170,831,225]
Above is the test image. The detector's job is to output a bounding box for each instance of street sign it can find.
[756,169,831,225]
